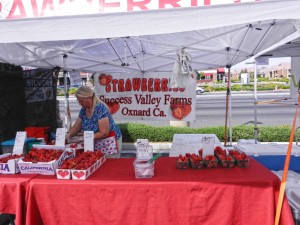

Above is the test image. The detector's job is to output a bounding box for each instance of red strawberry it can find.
[106,75,112,83]
[98,74,111,86]
[70,143,78,148]
[172,107,184,120]
[107,102,120,114]
[182,104,192,116]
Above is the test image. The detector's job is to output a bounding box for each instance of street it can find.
[58,91,296,128]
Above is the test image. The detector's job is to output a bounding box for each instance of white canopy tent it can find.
[1,0,300,144]
[0,0,300,73]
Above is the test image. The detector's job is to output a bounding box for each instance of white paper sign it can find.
[84,131,94,152]
[202,136,215,157]
[256,57,269,65]
[136,144,153,160]
[169,134,222,157]
[136,139,149,146]
[55,128,66,146]
[13,132,27,154]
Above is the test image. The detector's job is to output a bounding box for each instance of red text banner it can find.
[0,0,261,20]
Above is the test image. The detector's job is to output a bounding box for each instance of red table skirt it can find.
[25,158,294,225]
[0,174,37,225]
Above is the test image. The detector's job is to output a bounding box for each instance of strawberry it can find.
[70,143,78,148]
[98,74,112,86]
[107,102,120,114]
[182,104,192,116]
[171,107,184,120]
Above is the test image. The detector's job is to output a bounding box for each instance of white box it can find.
[0,153,23,174]
[18,145,67,175]
[133,159,154,178]
[71,155,106,180]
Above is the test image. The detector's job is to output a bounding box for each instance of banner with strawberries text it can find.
[94,72,196,121]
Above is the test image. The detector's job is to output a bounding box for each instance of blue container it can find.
[251,155,300,173]
[236,142,300,173]
[1,137,37,154]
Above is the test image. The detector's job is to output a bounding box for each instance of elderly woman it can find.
[66,86,122,157]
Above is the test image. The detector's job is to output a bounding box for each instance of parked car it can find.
[196,87,205,95]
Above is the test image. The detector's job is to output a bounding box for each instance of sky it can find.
[232,57,291,69]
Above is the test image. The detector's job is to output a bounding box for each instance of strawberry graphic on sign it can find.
[170,103,192,120]
[98,74,112,86]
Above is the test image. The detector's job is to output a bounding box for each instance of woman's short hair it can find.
[75,86,94,98]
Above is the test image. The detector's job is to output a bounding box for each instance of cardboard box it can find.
[0,153,23,174]
[18,145,67,175]
[56,154,106,180]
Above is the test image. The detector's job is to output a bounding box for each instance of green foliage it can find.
[118,123,296,143]
[258,78,270,82]
[57,87,78,96]
[273,78,289,83]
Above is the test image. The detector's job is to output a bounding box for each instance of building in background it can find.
[260,62,291,79]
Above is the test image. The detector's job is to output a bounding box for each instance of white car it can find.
[196,87,205,95]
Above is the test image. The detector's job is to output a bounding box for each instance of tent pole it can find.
[254,61,258,143]
[228,67,232,145]
[63,55,72,132]
[224,67,230,146]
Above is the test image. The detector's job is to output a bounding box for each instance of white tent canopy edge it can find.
[1,0,300,43]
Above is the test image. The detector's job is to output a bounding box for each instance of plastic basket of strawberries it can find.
[176,154,189,169]
[204,155,218,168]
[229,150,250,168]
[186,153,204,169]
[218,155,235,168]
[214,146,235,168]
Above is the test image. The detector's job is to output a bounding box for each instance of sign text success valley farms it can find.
[96,74,194,121]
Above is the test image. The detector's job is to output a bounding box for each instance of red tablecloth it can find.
[25,158,294,225]
[0,174,37,225]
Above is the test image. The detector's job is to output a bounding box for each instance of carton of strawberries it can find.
[204,155,218,168]
[176,154,189,169]
[186,153,204,169]
[214,146,235,168]
[228,150,250,168]
[56,150,106,180]
[0,153,24,174]
[17,145,68,175]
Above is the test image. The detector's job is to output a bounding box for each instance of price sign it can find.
[55,128,66,146]
[13,131,27,154]
[136,139,149,146]
[202,136,215,157]
[136,144,153,160]
[84,131,94,152]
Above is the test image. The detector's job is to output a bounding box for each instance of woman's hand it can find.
[65,133,71,144]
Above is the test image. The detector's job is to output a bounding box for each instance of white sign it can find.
[94,72,196,121]
[136,139,149,146]
[84,131,94,152]
[256,57,269,65]
[202,136,215,157]
[169,134,222,157]
[136,144,153,161]
[55,128,66,146]
[13,131,26,154]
